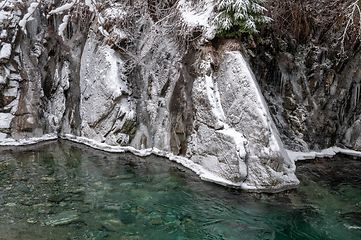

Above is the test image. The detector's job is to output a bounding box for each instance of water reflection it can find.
[0,140,360,239]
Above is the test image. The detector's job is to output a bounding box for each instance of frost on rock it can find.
[0,43,12,62]
[79,34,135,146]
[19,1,41,34]
[187,51,299,192]
[342,119,361,150]
[177,0,217,40]
[0,0,300,192]
[0,113,14,130]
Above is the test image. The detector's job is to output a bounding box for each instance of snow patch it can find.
[58,15,70,39]
[85,0,96,12]
[287,146,361,162]
[0,134,57,146]
[177,0,217,40]
[61,134,250,188]
[0,43,12,61]
[0,132,7,139]
[19,1,41,34]
[1,133,360,191]
[47,2,75,16]
[98,26,110,38]
[0,113,14,129]
[218,128,248,177]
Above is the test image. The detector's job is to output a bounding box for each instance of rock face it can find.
[246,0,361,152]
[2,0,343,192]
[186,51,298,190]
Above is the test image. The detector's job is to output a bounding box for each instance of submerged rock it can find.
[44,210,79,226]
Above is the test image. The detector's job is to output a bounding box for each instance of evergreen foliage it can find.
[214,0,271,37]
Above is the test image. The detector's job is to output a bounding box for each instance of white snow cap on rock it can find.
[177,0,217,40]
[0,43,12,61]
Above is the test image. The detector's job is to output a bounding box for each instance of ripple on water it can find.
[0,140,360,239]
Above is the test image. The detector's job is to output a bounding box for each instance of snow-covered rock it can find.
[3,80,19,105]
[0,113,14,130]
[187,51,299,191]
[80,33,136,146]
[342,119,361,150]
[0,43,12,62]
[0,0,301,192]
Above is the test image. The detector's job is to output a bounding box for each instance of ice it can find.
[0,133,57,146]
[287,146,361,162]
[2,130,359,190]
[61,134,246,188]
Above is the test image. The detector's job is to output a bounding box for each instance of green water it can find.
[0,140,360,240]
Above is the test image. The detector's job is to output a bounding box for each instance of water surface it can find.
[0,140,360,239]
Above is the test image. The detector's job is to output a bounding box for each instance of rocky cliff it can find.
[245,0,361,151]
[2,0,359,192]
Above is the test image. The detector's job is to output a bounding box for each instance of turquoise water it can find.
[0,140,360,239]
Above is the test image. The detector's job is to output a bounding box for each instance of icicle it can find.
[280,74,285,93]
[352,82,360,109]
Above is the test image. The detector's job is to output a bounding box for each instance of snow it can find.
[0,75,6,85]
[61,134,247,188]
[0,113,14,129]
[0,134,58,146]
[98,26,110,38]
[47,2,75,16]
[0,10,11,22]
[1,132,360,190]
[85,0,96,12]
[3,80,19,99]
[202,57,226,126]
[0,30,7,39]
[177,0,217,40]
[102,46,127,99]
[0,43,12,60]
[218,128,248,177]
[19,1,41,34]
[58,15,70,38]
[0,132,7,140]
[287,146,361,162]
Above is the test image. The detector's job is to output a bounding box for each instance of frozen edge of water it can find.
[59,134,248,189]
[1,134,361,191]
[0,134,250,189]
[287,147,361,161]
[0,133,58,146]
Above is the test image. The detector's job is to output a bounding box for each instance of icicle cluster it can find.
[214,0,271,37]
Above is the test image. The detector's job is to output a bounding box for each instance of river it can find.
[0,140,360,239]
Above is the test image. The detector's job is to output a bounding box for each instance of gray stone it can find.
[0,43,11,62]
[186,51,298,192]
[44,210,79,226]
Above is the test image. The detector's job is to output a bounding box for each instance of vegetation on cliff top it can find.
[214,0,271,37]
